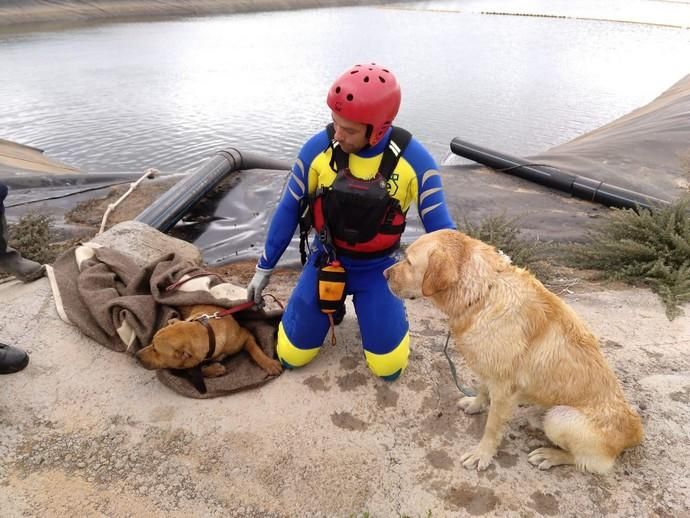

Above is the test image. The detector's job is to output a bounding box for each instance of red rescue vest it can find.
[299,125,412,262]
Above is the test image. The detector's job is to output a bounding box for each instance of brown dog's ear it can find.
[175,349,193,361]
[422,248,459,296]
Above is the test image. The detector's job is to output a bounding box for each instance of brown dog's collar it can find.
[194,316,217,362]
[186,300,260,364]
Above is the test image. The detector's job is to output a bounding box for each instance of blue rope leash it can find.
[443,331,476,397]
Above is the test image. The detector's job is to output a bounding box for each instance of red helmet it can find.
[327,63,401,146]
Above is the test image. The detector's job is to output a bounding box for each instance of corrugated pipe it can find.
[450,138,669,211]
[135,148,289,232]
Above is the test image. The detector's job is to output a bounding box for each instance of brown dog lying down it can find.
[137,304,282,378]
[385,229,643,474]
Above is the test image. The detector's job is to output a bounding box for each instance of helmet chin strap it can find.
[365,124,373,141]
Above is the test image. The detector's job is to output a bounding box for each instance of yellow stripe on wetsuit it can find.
[364,331,410,378]
[276,321,321,368]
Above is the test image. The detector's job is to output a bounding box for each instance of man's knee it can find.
[364,332,410,381]
[276,322,321,369]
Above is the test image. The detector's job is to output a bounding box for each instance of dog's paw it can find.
[528,447,573,470]
[460,448,495,471]
[459,396,487,415]
[261,358,283,376]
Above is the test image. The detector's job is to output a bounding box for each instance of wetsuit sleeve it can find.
[404,139,456,232]
[257,131,329,270]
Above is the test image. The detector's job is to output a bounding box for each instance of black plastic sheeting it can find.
[449,138,669,211]
[440,74,690,243]
[3,74,689,267]
[136,149,289,233]
[1,171,169,214]
[168,167,427,267]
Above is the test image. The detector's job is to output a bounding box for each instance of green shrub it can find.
[566,197,690,319]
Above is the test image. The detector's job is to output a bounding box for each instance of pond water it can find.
[2,0,689,173]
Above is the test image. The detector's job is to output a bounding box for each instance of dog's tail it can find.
[543,405,642,474]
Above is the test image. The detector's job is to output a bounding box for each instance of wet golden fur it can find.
[385,229,643,473]
[136,304,282,377]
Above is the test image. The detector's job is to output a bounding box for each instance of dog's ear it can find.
[175,349,193,361]
[422,248,459,296]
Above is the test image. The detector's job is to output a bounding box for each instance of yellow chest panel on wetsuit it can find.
[307,148,419,212]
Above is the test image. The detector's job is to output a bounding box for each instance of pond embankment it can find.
[0,139,79,175]
[0,0,393,27]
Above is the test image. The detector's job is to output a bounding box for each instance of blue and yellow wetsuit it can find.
[258,127,455,380]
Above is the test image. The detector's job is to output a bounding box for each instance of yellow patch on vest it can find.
[308,148,418,212]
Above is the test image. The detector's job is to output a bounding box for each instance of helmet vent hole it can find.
[350,70,359,74]
[346,94,354,101]
[363,76,369,83]
[383,68,389,73]
[335,86,341,94]
[378,76,386,83]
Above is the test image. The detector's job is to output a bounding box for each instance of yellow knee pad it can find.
[276,322,321,369]
[364,332,410,381]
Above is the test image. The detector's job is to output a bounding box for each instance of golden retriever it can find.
[136,304,282,377]
[385,229,643,473]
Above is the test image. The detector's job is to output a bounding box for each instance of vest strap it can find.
[325,124,412,179]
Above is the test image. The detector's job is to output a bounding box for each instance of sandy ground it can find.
[1,256,689,517]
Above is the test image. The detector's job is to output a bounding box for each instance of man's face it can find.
[331,111,369,154]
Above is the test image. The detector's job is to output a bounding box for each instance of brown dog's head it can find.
[385,229,506,303]
[136,318,210,370]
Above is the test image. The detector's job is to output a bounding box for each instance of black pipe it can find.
[0,171,164,190]
[135,148,289,232]
[450,138,669,211]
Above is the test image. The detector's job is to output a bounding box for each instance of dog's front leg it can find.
[458,384,489,414]
[241,329,283,375]
[201,362,227,378]
[460,385,515,471]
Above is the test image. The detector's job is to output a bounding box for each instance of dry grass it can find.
[5,213,81,267]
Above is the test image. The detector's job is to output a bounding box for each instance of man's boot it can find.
[0,343,30,374]
[0,213,45,282]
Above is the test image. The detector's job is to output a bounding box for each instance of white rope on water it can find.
[98,168,158,234]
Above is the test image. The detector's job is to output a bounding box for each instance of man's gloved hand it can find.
[246,266,273,306]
